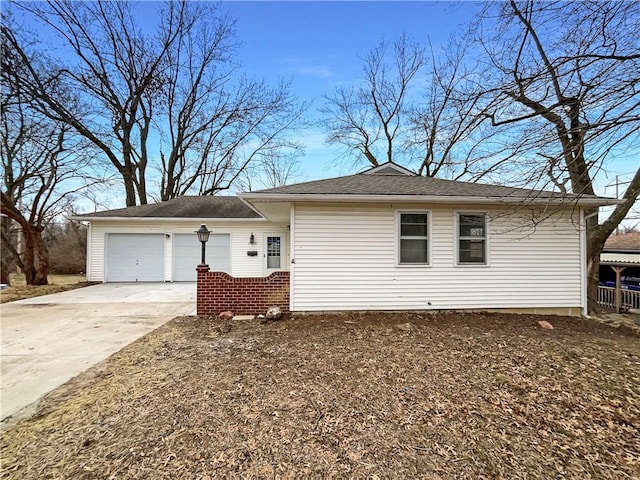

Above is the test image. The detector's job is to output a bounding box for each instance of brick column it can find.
[196,264,211,316]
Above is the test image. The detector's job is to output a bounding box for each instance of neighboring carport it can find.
[0,283,195,424]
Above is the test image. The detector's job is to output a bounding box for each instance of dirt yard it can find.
[0,274,91,303]
[1,312,638,479]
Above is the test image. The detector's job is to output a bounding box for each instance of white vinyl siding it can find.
[291,203,581,312]
[86,221,287,282]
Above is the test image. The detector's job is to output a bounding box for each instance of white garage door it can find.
[173,233,231,282]
[106,234,164,282]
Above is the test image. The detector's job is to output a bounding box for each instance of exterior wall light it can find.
[249,233,255,245]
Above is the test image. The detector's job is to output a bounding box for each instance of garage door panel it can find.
[106,234,164,282]
[173,233,230,281]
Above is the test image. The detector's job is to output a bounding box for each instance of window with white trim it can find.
[458,213,487,264]
[398,212,429,264]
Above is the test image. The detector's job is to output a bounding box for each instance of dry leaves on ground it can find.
[0,283,95,303]
[1,312,639,479]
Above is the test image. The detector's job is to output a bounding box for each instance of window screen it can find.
[458,213,486,264]
[399,213,429,264]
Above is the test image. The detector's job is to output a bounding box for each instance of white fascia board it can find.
[69,216,268,222]
[238,193,621,207]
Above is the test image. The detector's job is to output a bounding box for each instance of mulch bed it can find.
[1,312,639,479]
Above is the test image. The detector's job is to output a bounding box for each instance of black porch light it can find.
[196,224,210,264]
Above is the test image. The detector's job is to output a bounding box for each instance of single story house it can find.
[73,162,618,316]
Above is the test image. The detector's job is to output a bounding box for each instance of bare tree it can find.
[0,94,95,285]
[153,10,306,200]
[1,216,13,284]
[2,1,189,206]
[0,17,100,285]
[4,1,304,207]
[479,0,640,310]
[235,150,303,192]
[159,72,305,199]
[321,34,499,180]
[406,39,516,181]
[321,35,424,168]
[45,217,87,275]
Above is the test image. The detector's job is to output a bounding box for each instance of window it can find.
[458,213,487,264]
[398,212,429,264]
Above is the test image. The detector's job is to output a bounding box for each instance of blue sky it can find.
[217,1,636,207]
[219,1,480,181]
[8,0,637,220]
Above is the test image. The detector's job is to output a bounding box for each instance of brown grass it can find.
[1,274,92,303]
[1,312,639,479]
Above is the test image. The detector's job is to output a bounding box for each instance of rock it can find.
[266,305,282,321]
[256,314,266,320]
[538,320,553,330]
[396,322,413,332]
[218,311,234,320]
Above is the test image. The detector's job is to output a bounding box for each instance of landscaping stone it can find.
[265,306,282,321]
[538,320,554,330]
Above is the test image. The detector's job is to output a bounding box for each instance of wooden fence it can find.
[597,286,640,311]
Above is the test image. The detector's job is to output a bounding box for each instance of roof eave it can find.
[69,215,266,222]
[238,193,620,207]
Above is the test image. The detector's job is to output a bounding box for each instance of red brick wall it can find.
[196,265,290,316]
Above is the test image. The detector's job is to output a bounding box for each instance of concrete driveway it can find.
[1,283,195,424]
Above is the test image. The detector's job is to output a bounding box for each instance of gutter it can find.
[238,193,621,208]
[69,216,268,222]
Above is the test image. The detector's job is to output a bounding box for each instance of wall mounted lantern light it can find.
[249,233,255,245]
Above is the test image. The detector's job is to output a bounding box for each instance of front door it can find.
[264,232,287,275]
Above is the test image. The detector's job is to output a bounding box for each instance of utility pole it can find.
[604,175,639,235]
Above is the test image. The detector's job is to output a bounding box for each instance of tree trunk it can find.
[1,216,12,285]
[585,210,602,314]
[122,163,138,207]
[0,192,49,285]
[1,256,11,285]
[19,224,49,285]
[33,228,49,285]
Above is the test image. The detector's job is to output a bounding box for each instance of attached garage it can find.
[106,233,164,282]
[73,196,289,283]
[173,233,231,281]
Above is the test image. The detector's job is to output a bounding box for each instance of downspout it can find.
[581,209,599,317]
[86,222,93,282]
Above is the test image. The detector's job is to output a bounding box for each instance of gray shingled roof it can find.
[75,196,261,219]
[247,173,600,201]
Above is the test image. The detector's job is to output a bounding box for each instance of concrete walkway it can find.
[1,283,196,424]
